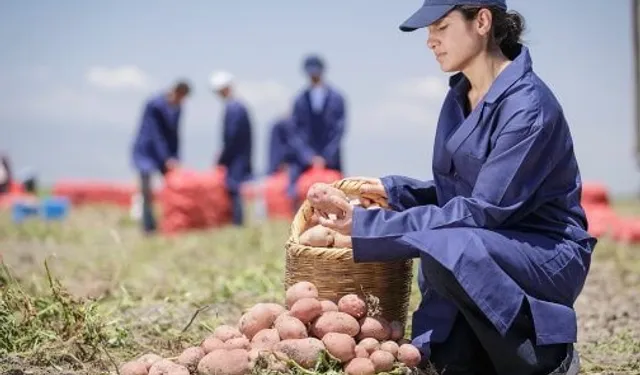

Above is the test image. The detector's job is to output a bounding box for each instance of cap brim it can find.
[399,4,455,32]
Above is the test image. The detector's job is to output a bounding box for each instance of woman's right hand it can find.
[355,177,387,206]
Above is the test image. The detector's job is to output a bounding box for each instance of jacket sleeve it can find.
[217,105,246,166]
[352,107,561,239]
[381,176,438,210]
[286,97,316,167]
[320,94,346,163]
[147,105,172,165]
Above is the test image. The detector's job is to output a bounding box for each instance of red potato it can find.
[250,328,281,350]
[261,302,287,318]
[322,332,357,363]
[290,297,323,324]
[357,317,391,342]
[274,338,325,369]
[300,225,335,247]
[137,354,163,370]
[358,338,380,355]
[176,346,204,373]
[338,294,367,319]
[307,183,348,217]
[344,358,376,375]
[213,325,243,342]
[380,341,399,357]
[197,349,250,375]
[238,304,278,340]
[120,361,148,375]
[333,232,353,248]
[355,345,370,358]
[148,360,189,375]
[320,300,339,313]
[369,350,395,372]
[249,349,288,373]
[398,344,422,368]
[285,281,319,308]
[310,311,360,338]
[201,336,226,354]
[389,321,405,341]
[224,336,251,350]
[274,314,308,340]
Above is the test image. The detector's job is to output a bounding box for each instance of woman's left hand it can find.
[316,195,353,236]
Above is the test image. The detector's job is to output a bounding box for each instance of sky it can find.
[0,0,638,196]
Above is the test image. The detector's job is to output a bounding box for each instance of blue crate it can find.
[11,200,39,223]
[40,196,70,220]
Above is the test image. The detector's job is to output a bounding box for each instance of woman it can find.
[311,1,593,374]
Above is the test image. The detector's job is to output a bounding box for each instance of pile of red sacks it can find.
[158,167,232,234]
[582,182,640,244]
[261,167,344,220]
[51,180,139,207]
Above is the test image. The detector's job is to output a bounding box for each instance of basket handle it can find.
[289,178,389,244]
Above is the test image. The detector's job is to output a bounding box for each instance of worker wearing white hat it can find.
[210,70,254,226]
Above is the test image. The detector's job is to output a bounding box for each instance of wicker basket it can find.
[284,178,414,325]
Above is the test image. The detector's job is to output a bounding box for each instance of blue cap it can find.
[399,0,507,32]
[303,54,325,76]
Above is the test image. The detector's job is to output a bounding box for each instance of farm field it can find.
[1,201,639,375]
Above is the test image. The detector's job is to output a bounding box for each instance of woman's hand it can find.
[355,177,387,207]
[317,195,353,236]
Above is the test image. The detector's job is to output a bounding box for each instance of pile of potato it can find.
[300,183,382,249]
[119,281,422,375]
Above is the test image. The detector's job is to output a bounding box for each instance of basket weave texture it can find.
[284,178,414,325]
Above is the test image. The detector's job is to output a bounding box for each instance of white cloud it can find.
[85,65,150,91]
[365,76,448,129]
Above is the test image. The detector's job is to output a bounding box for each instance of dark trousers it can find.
[422,256,568,375]
[140,172,156,234]
[230,190,243,226]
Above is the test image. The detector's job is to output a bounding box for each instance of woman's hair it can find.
[456,5,525,59]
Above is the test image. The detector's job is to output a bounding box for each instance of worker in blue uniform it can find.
[267,116,294,175]
[308,2,593,374]
[287,55,347,207]
[131,80,190,234]
[210,71,253,226]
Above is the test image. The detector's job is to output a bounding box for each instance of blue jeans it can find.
[140,172,156,233]
[230,190,244,226]
[422,256,569,375]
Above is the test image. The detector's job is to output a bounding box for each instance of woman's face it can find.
[426,9,492,72]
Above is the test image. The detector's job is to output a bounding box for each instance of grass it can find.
[0,199,639,374]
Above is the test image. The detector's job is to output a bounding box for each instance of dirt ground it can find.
[0,204,639,375]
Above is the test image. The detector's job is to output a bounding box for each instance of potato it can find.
[338,294,367,319]
[213,325,243,342]
[306,183,348,217]
[176,346,204,373]
[274,338,325,369]
[137,353,163,370]
[389,321,405,341]
[322,332,356,363]
[120,361,148,375]
[370,350,395,372]
[380,341,399,357]
[333,232,352,248]
[344,358,375,375]
[320,300,339,313]
[250,328,281,350]
[290,297,323,324]
[224,336,251,350]
[285,281,319,308]
[300,225,334,247]
[355,345,370,359]
[249,349,288,373]
[149,360,188,375]
[261,302,287,317]
[238,304,278,340]
[358,338,380,355]
[197,349,250,375]
[310,311,360,338]
[201,336,225,354]
[357,317,391,342]
[397,344,422,368]
[274,314,308,340]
